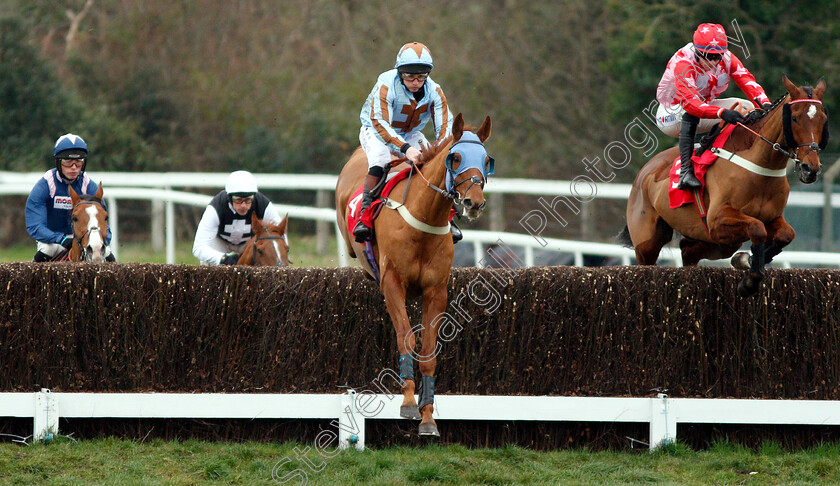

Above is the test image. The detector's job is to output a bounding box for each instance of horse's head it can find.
[446,113,494,220]
[783,76,829,184]
[68,184,109,263]
[242,213,290,267]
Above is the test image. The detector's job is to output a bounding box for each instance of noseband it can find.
[251,234,288,266]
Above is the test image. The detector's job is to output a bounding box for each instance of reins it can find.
[736,98,825,166]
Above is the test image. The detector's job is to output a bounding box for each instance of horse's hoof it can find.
[418,422,440,437]
[730,252,751,270]
[737,280,756,298]
[400,405,421,420]
[737,272,763,298]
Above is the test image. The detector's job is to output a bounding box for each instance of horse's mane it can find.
[418,135,454,165]
[743,92,790,125]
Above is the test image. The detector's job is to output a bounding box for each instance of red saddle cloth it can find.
[347,168,413,231]
[668,123,737,209]
[347,167,455,232]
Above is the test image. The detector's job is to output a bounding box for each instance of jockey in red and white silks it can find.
[655,23,771,190]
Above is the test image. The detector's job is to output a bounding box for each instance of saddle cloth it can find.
[668,123,738,209]
[347,167,455,234]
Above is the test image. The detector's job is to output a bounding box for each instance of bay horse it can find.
[621,76,828,296]
[237,213,290,266]
[335,113,494,436]
[68,184,109,263]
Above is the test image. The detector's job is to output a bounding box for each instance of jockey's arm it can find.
[431,84,453,142]
[728,54,770,108]
[25,180,64,243]
[192,206,226,265]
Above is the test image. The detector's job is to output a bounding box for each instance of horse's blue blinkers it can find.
[445,133,494,192]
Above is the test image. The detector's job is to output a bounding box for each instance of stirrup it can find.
[353,221,372,242]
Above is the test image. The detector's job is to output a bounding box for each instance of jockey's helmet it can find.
[53,133,88,175]
[395,42,434,74]
[225,170,258,198]
[692,23,728,54]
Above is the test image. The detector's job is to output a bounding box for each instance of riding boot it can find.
[677,113,702,190]
[353,171,383,242]
[450,220,463,244]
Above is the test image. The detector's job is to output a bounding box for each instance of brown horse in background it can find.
[237,213,290,266]
[620,77,828,296]
[335,113,494,436]
[68,184,109,262]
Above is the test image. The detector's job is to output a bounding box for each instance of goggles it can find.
[399,72,429,82]
[60,159,86,168]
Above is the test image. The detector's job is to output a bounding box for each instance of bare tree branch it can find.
[65,0,94,59]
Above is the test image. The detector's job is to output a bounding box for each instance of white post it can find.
[105,196,119,260]
[339,390,365,451]
[649,393,676,450]
[473,240,483,267]
[33,388,58,442]
[335,223,348,267]
[152,199,165,252]
[316,190,330,254]
[166,187,176,264]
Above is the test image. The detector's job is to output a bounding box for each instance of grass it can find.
[0,439,839,485]
[0,234,355,268]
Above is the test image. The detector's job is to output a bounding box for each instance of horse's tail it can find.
[616,225,634,248]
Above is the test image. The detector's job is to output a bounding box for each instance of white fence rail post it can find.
[33,388,58,442]
[339,390,364,451]
[649,393,676,450]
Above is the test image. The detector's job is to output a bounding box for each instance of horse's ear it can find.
[95,182,104,200]
[452,113,464,142]
[814,77,827,100]
[68,185,80,205]
[251,212,265,234]
[783,75,799,98]
[278,213,289,234]
[476,116,492,143]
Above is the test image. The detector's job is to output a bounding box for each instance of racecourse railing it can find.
[3,171,840,268]
[3,389,840,451]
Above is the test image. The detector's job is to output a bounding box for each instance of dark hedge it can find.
[2,262,839,448]
[1,263,839,399]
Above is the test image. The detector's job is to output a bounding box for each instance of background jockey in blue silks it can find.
[354,41,462,243]
[25,133,115,262]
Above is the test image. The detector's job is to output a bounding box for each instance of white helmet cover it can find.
[225,170,258,195]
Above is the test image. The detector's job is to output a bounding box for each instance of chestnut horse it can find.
[68,184,109,262]
[335,113,494,436]
[621,77,828,296]
[237,213,290,266]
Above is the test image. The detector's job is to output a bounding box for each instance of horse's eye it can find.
[792,115,798,123]
[72,216,78,222]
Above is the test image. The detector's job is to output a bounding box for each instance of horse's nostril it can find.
[463,199,473,209]
[477,201,486,211]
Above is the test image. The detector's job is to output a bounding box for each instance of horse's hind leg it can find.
[380,271,420,420]
[633,217,674,265]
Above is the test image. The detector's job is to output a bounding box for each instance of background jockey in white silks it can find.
[655,23,772,190]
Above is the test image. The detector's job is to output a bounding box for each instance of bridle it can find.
[404,138,494,207]
[251,234,288,266]
[72,199,106,261]
[737,96,827,169]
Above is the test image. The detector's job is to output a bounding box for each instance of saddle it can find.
[668,122,738,209]
[347,167,414,234]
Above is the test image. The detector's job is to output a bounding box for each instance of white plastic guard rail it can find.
[3,390,840,451]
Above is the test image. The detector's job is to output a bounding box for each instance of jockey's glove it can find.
[60,236,73,250]
[762,103,773,111]
[720,109,745,125]
[220,252,240,265]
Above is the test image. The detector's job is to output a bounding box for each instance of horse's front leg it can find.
[708,206,768,297]
[415,282,448,437]
[763,215,796,264]
[380,270,420,420]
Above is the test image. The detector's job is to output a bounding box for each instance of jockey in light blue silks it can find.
[25,133,115,262]
[353,41,462,243]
